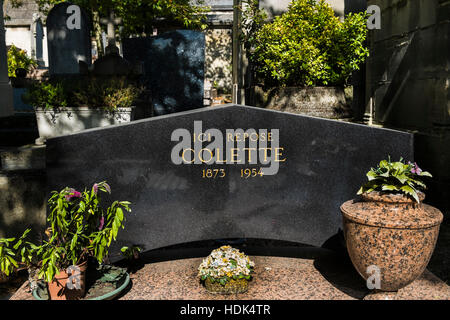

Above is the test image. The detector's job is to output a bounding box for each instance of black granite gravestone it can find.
[122,30,205,116]
[46,3,91,75]
[46,105,414,259]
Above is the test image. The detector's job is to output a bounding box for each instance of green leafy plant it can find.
[120,245,142,261]
[33,0,208,42]
[244,0,369,88]
[22,81,68,111]
[23,77,143,112]
[358,157,432,203]
[34,181,131,283]
[0,229,36,278]
[7,44,38,78]
[72,77,144,112]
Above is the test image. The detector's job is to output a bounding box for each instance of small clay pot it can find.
[341,191,443,292]
[47,260,88,300]
[204,278,249,294]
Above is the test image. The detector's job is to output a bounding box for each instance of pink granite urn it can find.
[340,191,443,292]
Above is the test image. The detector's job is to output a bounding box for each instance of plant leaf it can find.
[401,185,419,203]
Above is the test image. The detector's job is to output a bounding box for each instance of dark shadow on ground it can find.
[427,217,450,285]
[0,270,28,300]
[114,237,369,299]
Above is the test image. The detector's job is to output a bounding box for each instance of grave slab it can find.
[46,104,414,258]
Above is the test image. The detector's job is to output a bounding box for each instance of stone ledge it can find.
[9,254,450,300]
[0,145,46,172]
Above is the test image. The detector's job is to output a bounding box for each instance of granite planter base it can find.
[35,106,135,143]
[204,278,249,294]
[250,86,352,119]
[341,192,443,292]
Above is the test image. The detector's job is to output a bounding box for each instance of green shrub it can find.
[245,0,369,88]
[22,81,68,110]
[7,45,38,78]
[72,77,143,112]
[23,77,143,112]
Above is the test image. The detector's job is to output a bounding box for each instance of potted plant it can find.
[22,76,143,143]
[242,0,369,119]
[198,246,255,294]
[31,181,131,300]
[340,157,444,292]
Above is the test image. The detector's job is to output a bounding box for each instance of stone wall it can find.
[3,0,50,67]
[366,0,450,211]
[0,170,47,239]
[366,0,449,129]
[0,145,47,239]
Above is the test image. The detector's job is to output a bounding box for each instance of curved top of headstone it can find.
[46,104,414,258]
[47,2,89,24]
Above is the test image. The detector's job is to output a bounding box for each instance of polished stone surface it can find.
[122,30,205,115]
[341,193,444,291]
[341,193,444,229]
[46,3,91,75]
[9,252,450,300]
[46,105,414,259]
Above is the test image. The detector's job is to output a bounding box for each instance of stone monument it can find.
[46,2,91,75]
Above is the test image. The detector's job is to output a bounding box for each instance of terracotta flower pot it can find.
[340,191,443,292]
[204,278,249,294]
[47,260,88,300]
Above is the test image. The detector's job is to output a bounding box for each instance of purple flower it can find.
[65,189,81,201]
[99,216,105,230]
[93,183,98,194]
[72,191,82,198]
[411,162,422,175]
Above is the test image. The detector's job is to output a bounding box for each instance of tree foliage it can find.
[33,0,209,36]
[7,44,37,77]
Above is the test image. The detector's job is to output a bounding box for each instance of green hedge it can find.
[247,0,369,88]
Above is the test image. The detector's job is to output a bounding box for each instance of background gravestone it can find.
[31,14,45,67]
[123,30,205,116]
[46,105,415,260]
[46,3,91,75]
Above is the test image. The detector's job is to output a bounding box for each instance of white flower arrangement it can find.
[198,246,255,285]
